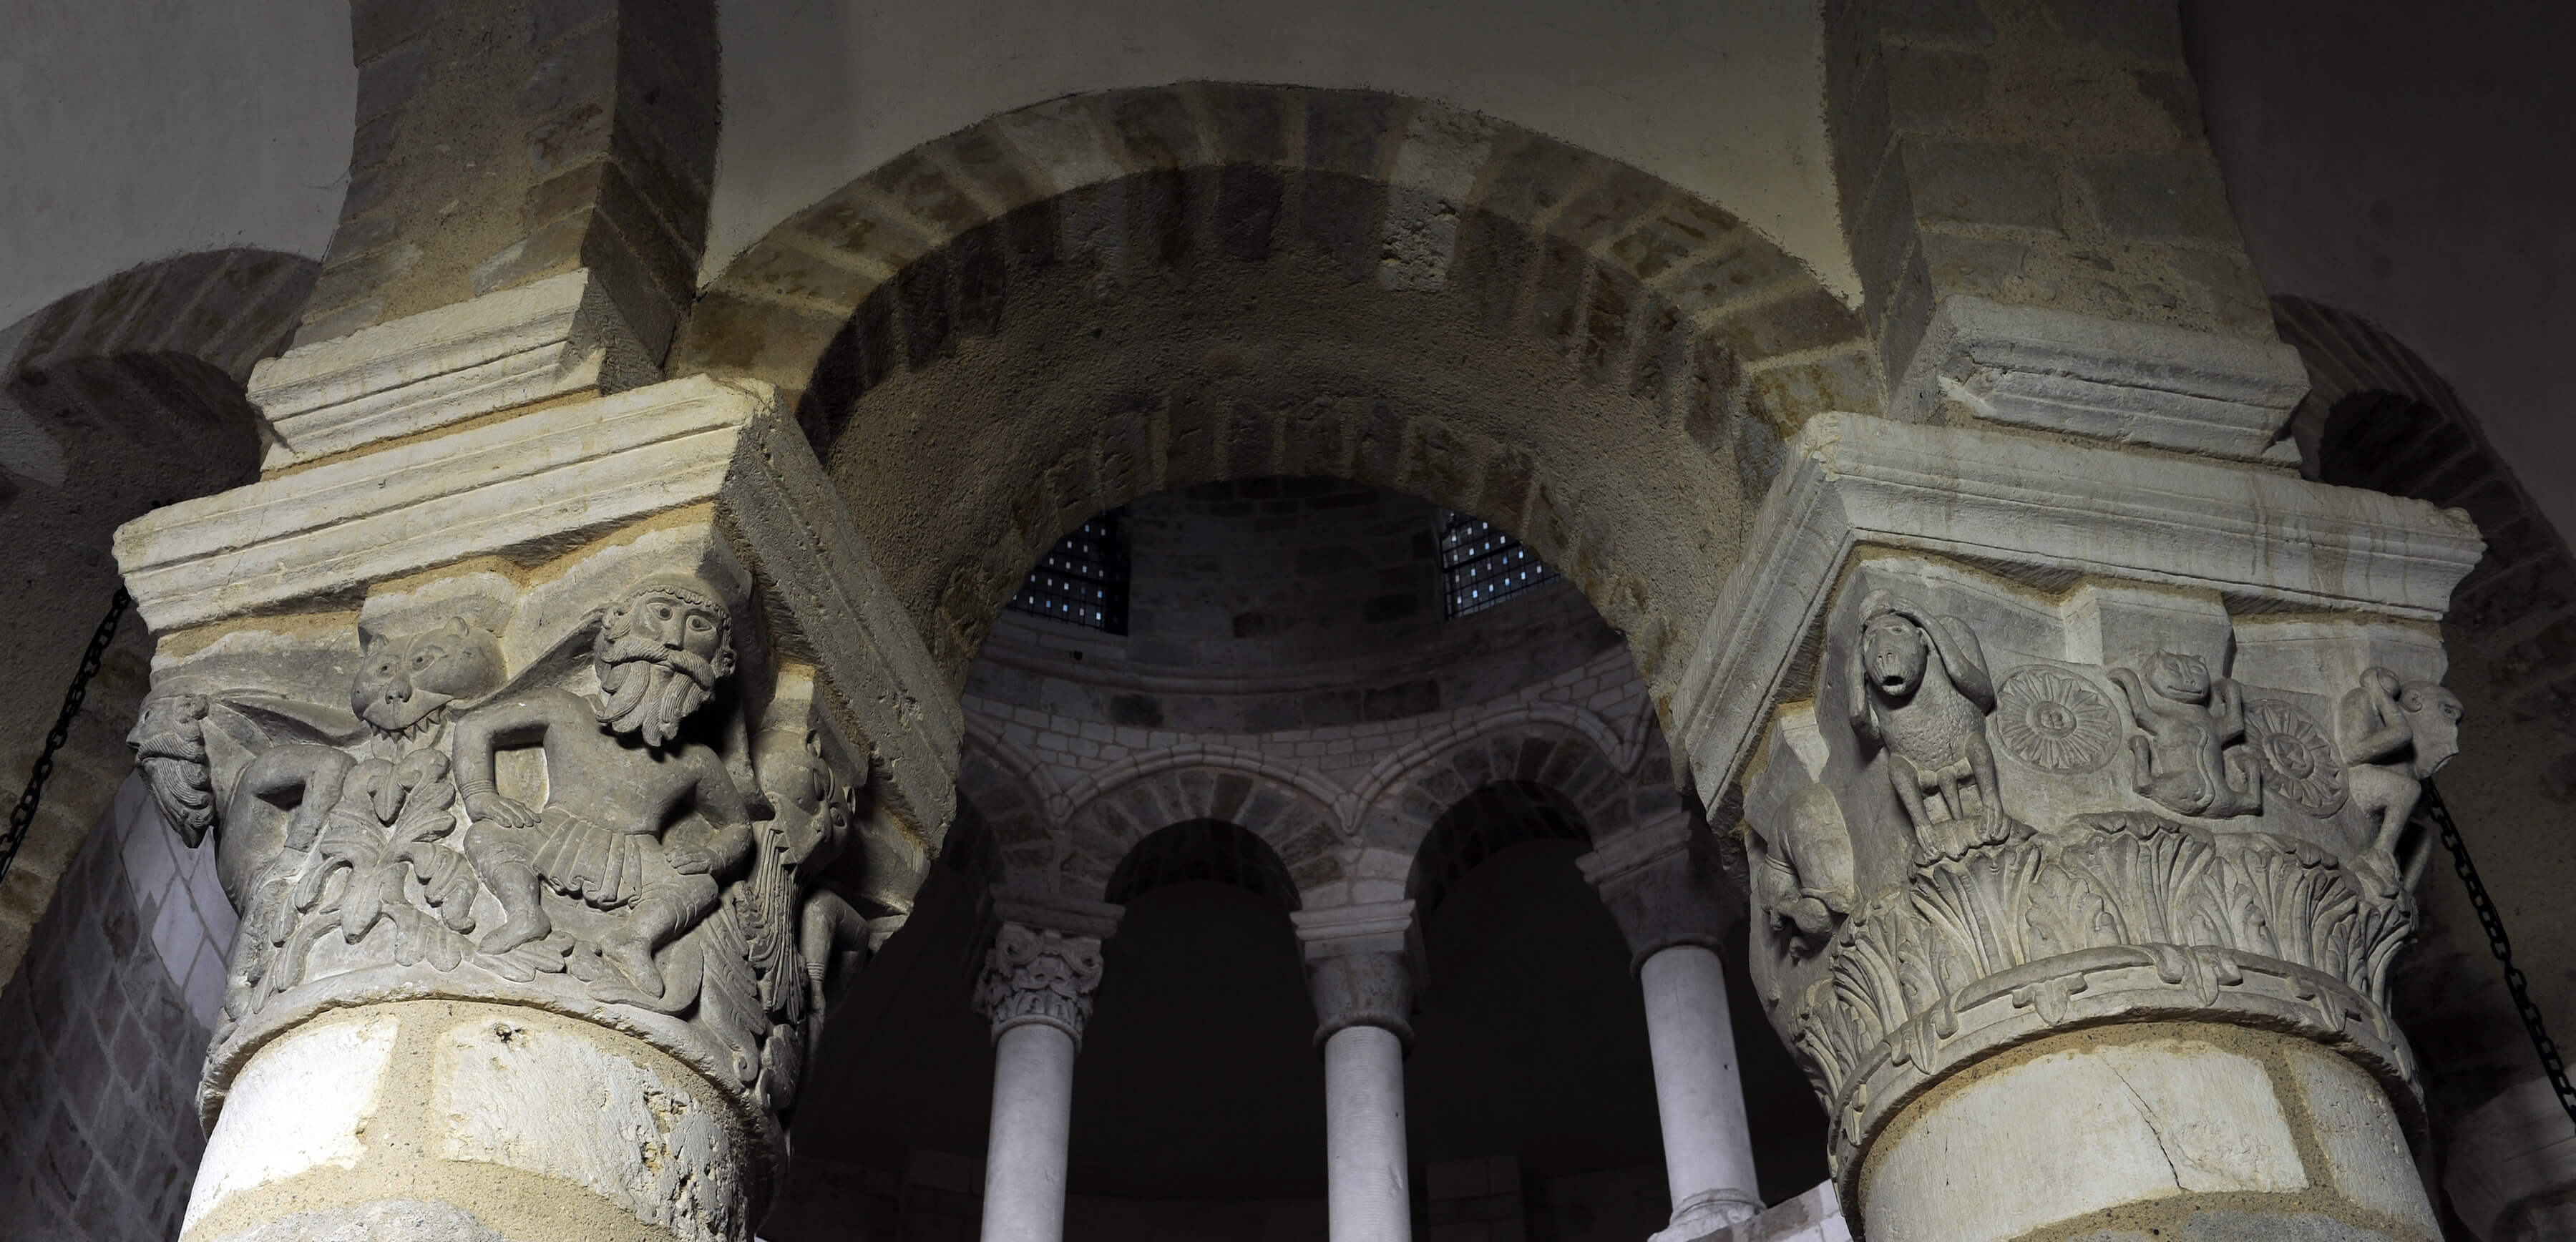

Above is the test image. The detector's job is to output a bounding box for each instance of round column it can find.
[973,916,1112,1242]
[1323,1023,1414,1242]
[180,1001,756,1242]
[1579,828,1765,1240]
[981,1022,1081,1242]
[1296,901,1423,1242]
[1860,1023,2436,1242]
[1639,944,1763,1239]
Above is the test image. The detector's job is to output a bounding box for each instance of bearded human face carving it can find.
[351,617,505,740]
[595,577,738,745]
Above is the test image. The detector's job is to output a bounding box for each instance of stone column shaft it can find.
[1580,826,1763,1238]
[1295,901,1423,1242]
[1324,1024,1413,1242]
[981,1022,1079,1242]
[973,891,1119,1242]
[1639,944,1763,1238]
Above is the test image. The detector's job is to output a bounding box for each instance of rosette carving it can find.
[1992,666,2118,774]
[2245,699,2346,818]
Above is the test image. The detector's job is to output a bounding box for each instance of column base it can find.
[1649,1188,1765,1242]
[180,1000,760,1242]
[1856,1023,2437,1242]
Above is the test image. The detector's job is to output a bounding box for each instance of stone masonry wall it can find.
[970,480,1623,735]
[0,776,236,1242]
[299,0,718,353]
[1826,0,2277,392]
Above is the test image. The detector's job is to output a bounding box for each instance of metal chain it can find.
[2423,778,2576,1131]
[0,588,129,888]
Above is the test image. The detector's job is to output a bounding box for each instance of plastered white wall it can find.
[0,0,353,330]
[706,0,1859,298]
[2186,0,2576,542]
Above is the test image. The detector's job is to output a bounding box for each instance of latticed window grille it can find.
[1008,509,1130,633]
[1437,509,1556,618]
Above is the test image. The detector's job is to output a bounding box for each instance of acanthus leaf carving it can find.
[1744,559,2458,1174]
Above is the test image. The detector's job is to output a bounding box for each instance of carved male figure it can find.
[454,574,754,994]
[2109,652,2262,818]
[1848,591,2006,860]
[2337,667,2465,866]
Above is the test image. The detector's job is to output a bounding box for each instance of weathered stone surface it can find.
[185,1012,399,1234]
[1672,411,2484,804]
[249,270,654,467]
[1893,295,2311,460]
[1861,1036,2309,1241]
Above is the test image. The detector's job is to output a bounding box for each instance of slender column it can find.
[1295,901,1423,1242]
[1580,825,1762,1240]
[973,891,1119,1242]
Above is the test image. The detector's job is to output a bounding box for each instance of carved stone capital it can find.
[1293,900,1421,1048]
[975,924,1107,1045]
[1576,814,1742,971]
[111,381,966,1188]
[1738,552,2464,1179]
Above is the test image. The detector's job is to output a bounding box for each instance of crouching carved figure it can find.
[2337,666,2465,889]
[2110,651,2263,819]
[455,574,754,996]
[1848,590,2007,861]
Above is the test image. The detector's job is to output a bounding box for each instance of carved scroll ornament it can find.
[975,924,1106,1044]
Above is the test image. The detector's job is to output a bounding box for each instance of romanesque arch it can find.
[1058,758,1344,904]
[1104,818,1301,911]
[670,84,1876,691]
[1355,710,1639,865]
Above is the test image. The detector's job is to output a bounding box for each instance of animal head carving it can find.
[2397,681,2465,777]
[1860,611,1933,701]
[758,728,858,874]
[351,617,504,738]
[2142,652,2212,705]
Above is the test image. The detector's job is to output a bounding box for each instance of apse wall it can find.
[967,479,1624,735]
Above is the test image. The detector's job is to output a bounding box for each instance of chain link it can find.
[2423,779,2576,1132]
[0,588,129,889]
